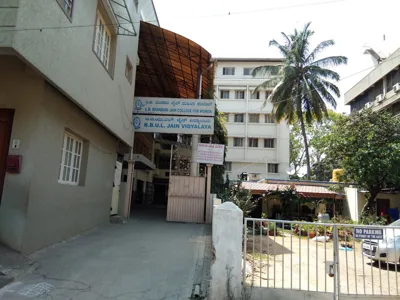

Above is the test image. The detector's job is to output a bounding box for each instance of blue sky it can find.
[152,0,400,112]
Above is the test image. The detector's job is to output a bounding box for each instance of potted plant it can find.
[308,228,317,239]
[268,222,276,236]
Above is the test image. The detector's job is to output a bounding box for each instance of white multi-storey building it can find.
[214,58,290,181]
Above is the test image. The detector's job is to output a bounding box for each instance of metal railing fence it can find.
[243,218,400,298]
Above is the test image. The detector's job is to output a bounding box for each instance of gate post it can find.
[205,164,213,224]
[210,202,243,300]
[333,224,340,300]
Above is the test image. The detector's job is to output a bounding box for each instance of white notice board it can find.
[196,143,225,165]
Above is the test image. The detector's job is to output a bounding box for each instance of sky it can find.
[152,0,400,112]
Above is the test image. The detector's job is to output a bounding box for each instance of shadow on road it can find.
[366,261,400,272]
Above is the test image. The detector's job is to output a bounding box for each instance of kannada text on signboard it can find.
[134,97,215,117]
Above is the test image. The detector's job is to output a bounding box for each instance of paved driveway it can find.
[0,209,211,300]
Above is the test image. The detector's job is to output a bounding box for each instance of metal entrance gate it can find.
[166,175,206,223]
[243,218,400,299]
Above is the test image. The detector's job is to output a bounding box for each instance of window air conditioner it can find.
[364,102,373,109]
[393,83,400,93]
[375,94,384,104]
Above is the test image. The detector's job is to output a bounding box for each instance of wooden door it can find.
[0,109,14,204]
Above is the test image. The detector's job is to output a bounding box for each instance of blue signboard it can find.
[134,97,215,116]
[354,227,384,240]
[133,115,214,134]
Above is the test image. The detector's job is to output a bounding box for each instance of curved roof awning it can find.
[135,21,213,99]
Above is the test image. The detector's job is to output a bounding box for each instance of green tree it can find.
[290,111,344,180]
[253,23,347,179]
[328,109,400,218]
[222,181,257,217]
[211,106,228,196]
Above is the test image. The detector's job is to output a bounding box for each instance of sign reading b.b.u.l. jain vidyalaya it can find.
[133,97,215,134]
[134,97,215,116]
[133,115,214,134]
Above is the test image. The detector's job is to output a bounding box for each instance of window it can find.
[59,132,83,185]
[268,163,279,173]
[220,90,230,99]
[264,138,275,148]
[222,113,229,122]
[265,91,272,100]
[56,0,74,18]
[265,114,275,123]
[235,90,245,99]
[233,138,244,147]
[224,162,232,171]
[234,114,244,123]
[248,138,258,147]
[94,11,113,70]
[243,68,253,75]
[250,91,260,99]
[249,114,259,123]
[125,57,133,84]
[223,67,235,75]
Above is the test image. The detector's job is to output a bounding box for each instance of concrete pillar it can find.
[190,134,199,176]
[205,164,213,224]
[210,202,243,300]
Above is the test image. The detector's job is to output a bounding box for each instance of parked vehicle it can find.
[362,219,400,264]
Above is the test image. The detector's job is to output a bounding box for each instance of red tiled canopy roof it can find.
[135,21,213,99]
[241,182,343,199]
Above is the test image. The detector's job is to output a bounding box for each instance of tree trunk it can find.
[299,113,311,179]
[360,189,379,220]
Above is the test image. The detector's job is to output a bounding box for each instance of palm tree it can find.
[253,22,347,179]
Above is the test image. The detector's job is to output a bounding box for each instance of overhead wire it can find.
[192,0,348,18]
[0,0,350,33]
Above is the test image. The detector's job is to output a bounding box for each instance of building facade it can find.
[213,58,290,181]
[345,47,400,115]
[0,0,146,253]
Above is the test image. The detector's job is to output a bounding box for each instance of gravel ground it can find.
[245,235,400,296]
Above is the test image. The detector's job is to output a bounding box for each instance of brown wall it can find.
[0,56,118,253]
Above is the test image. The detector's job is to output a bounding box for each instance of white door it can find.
[111,161,122,215]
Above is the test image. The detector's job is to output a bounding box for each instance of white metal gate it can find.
[166,175,206,223]
[243,218,400,299]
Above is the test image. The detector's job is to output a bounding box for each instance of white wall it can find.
[215,60,290,180]
[226,162,289,181]
[344,187,359,221]
[210,202,243,300]
[2,0,139,146]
